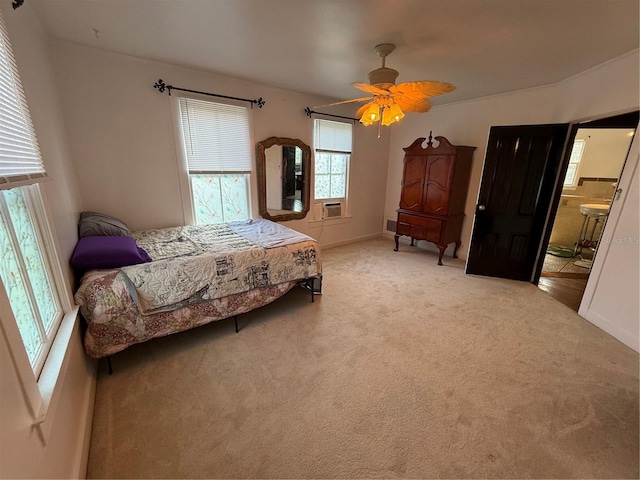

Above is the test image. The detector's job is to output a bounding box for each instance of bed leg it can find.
[106,356,113,375]
[311,284,315,303]
[234,315,239,333]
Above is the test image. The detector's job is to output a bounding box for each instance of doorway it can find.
[465,124,569,280]
[466,111,638,311]
[537,115,638,310]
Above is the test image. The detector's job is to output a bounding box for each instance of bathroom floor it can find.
[539,250,591,311]
[541,252,591,276]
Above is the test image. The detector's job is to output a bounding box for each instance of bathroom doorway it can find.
[537,112,638,311]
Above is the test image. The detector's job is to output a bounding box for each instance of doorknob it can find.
[478,205,486,211]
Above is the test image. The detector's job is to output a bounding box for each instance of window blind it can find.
[0,10,46,189]
[179,97,252,172]
[315,119,353,153]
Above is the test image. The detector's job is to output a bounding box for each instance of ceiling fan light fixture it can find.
[339,43,455,133]
[359,102,380,126]
[381,102,405,126]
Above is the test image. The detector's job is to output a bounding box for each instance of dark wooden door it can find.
[282,147,296,197]
[422,154,453,215]
[466,124,569,280]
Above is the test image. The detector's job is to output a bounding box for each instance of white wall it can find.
[50,42,390,247]
[0,3,96,479]
[553,51,639,123]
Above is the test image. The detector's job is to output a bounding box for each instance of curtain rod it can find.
[154,79,265,108]
[13,0,24,9]
[304,107,357,123]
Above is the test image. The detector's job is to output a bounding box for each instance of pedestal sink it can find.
[574,204,610,257]
[579,203,610,216]
[573,204,609,258]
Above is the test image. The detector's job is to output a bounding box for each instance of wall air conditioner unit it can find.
[323,202,343,219]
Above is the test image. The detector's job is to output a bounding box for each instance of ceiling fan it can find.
[327,44,456,129]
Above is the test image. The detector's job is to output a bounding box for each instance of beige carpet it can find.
[87,237,639,479]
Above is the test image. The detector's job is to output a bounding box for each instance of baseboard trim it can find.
[74,356,98,479]
[578,308,639,352]
[321,232,383,250]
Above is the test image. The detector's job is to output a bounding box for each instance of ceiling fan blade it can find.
[313,96,372,108]
[391,81,456,98]
[394,96,432,113]
[352,82,390,95]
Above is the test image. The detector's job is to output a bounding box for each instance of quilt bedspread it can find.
[74,219,322,358]
[79,273,297,358]
[76,219,321,317]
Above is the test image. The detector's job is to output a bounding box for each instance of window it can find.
[0,186,62,376]
[563,139,586,187]
[0,8,64,378]
[177,97,252,224]
[314,119,352,201]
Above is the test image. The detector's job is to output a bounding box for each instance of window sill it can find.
[33,306,80,445]
[307,215,353,226]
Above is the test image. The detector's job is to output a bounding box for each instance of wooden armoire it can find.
[394,133,476,265]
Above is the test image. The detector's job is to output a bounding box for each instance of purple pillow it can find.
[70,236,151,271]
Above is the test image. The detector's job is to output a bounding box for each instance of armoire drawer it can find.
[397,214,443,233]
[396,221,412,235]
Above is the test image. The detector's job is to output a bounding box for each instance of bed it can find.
[73,217,322,359]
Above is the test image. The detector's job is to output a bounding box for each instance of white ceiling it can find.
[29,0,639,107]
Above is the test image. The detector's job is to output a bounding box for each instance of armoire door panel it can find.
[425,155,452,188]
[399,156,426,211]
[422,155,453,215]
[402,157,426,185]
[399,184,424,211]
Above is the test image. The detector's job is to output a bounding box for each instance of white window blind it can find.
[314,119,352,201]
[564,139,586,187]
[178,97,252,172]
[0,10,46,189]
[315,119,353,153]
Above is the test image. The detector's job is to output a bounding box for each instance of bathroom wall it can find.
[549,128,634,249]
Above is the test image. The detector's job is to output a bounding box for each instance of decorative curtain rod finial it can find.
[154,78,167,92]
[12,0,25,9]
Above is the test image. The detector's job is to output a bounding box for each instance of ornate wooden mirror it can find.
[256,137,311,221]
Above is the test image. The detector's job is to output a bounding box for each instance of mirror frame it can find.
[256,136,311,222]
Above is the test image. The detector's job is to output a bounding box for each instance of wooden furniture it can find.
[394,133,476,265]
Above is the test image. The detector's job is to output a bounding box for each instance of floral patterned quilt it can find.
[74,220,322,358]
[120,219,320,314]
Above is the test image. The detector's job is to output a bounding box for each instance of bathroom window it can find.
[563,139,586,187]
